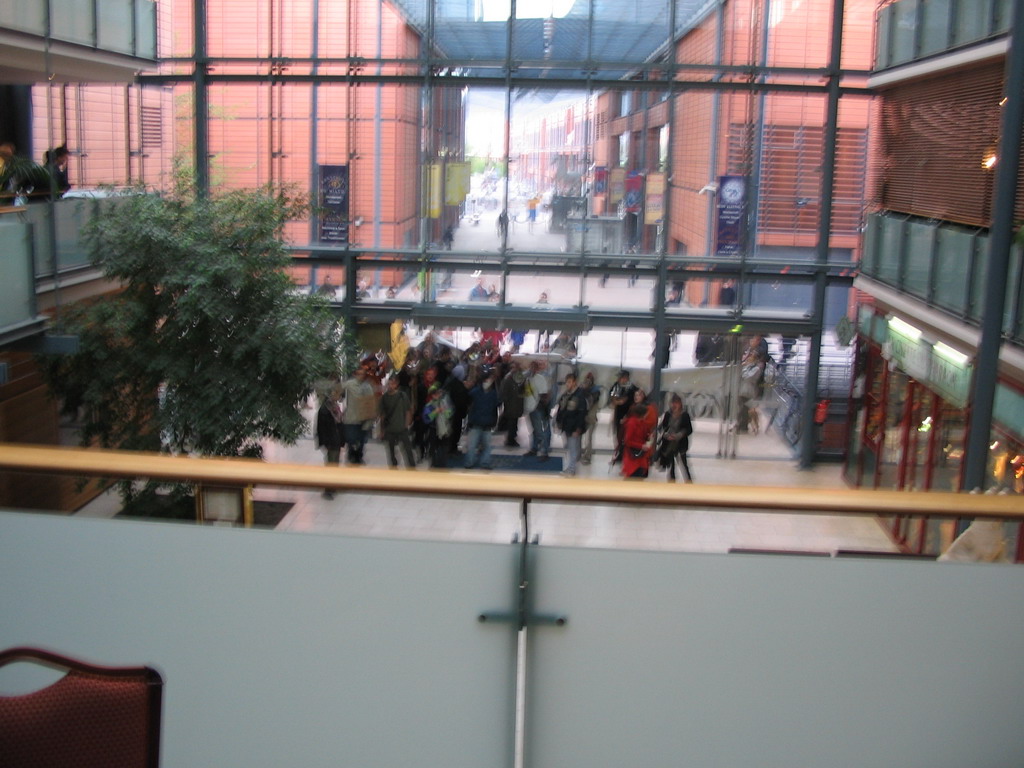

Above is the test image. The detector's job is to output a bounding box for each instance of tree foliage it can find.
[42,181,342,468]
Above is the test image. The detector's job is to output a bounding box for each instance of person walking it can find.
[608,369,637,464]
[341,366,377,464]
[499,362,526,447]
[379,376,415,469]
[523,360,551,460]
[656,393,694,483]
[555,372,588,476]
[422,383,454,468]
[621,403,654,480]
[580,371,602,465]
[315,386,345,498]
[464,371,500,469]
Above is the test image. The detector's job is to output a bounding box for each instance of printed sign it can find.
[318,164,349,243]
[624,172,643,214]
[645,172,665,225]
[609,168,626,205]
[715,174,747,256]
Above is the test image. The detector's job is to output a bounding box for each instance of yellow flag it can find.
[389,319,409,371]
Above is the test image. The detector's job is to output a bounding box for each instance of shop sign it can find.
[887,326,930,380]
[928,352,971,409]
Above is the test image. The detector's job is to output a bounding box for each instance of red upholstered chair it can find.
[0,646,163,768]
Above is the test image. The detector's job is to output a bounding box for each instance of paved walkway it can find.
[76,402,895,556]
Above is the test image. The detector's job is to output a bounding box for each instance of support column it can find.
[962,0,1024,490]
[798,0,844,470]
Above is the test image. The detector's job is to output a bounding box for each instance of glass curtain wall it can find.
[19,0,875,462]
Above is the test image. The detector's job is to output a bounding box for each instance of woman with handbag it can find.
[621,403,654,479]
[657,393,694,483]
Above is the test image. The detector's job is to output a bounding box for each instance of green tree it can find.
[42,181,342,488]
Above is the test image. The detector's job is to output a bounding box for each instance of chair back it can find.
[0,646,162,768]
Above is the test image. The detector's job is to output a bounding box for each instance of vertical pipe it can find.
[710,0,730,451]
[962,0,1024,490]
[374,0,383,247]
[193,0,209,195]
[43,0,62,326]
[309,0,320,289]
[798,0,844,469]
[499,0,516,302]
[650,0,678,402]
[578,0,595,308]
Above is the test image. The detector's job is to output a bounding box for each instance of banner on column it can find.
[624,172,643,214]
[593,166,608,194]
[318,164,349,244]
[424,163,440,218]
[644,172,665,225]
[445,162,471,206]
[715,174,747,256]
[609,168,626,205]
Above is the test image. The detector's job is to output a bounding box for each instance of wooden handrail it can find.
[1,442,1023,520]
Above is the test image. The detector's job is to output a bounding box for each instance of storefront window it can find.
[987,430,1024,495]
[932,401,966,492]
[879,369,910,490]
[906,387,936,492]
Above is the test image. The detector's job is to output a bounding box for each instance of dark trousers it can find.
[385,432,415,468]
[428,428,449,468]
[344,423,366,464]
[668,451,693,482]
[505,415,520,445]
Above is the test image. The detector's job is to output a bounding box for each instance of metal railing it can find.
[861,212,1024,343]
[2,442,1022,522]
[875,0,1012,71]
[0,0,157,61]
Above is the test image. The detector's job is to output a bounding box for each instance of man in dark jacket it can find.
[379,376,415,469]
[499,362,526,447]
[464,370,500,469]
[608,369,637,463]
[315,387,344,498]
[556,373,589,476]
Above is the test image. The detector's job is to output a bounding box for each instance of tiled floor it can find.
[78,407,897,556]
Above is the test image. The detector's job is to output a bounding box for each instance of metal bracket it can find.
[477,498,567,631]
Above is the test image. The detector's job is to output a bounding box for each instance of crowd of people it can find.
[313,331,698,492]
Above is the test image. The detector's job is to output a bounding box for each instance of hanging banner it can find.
[593,166,608,194]
[318,164,349,244]
[445,162,471,206]
[609,167,626,205]
[715,174,747,256]
[428,163,442,218]
[644,172,665,225]
[624,172,644,214]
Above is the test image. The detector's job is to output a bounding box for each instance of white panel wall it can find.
[3,511,1024,768]
[525,546,1024,768]
[0,512,519,768]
